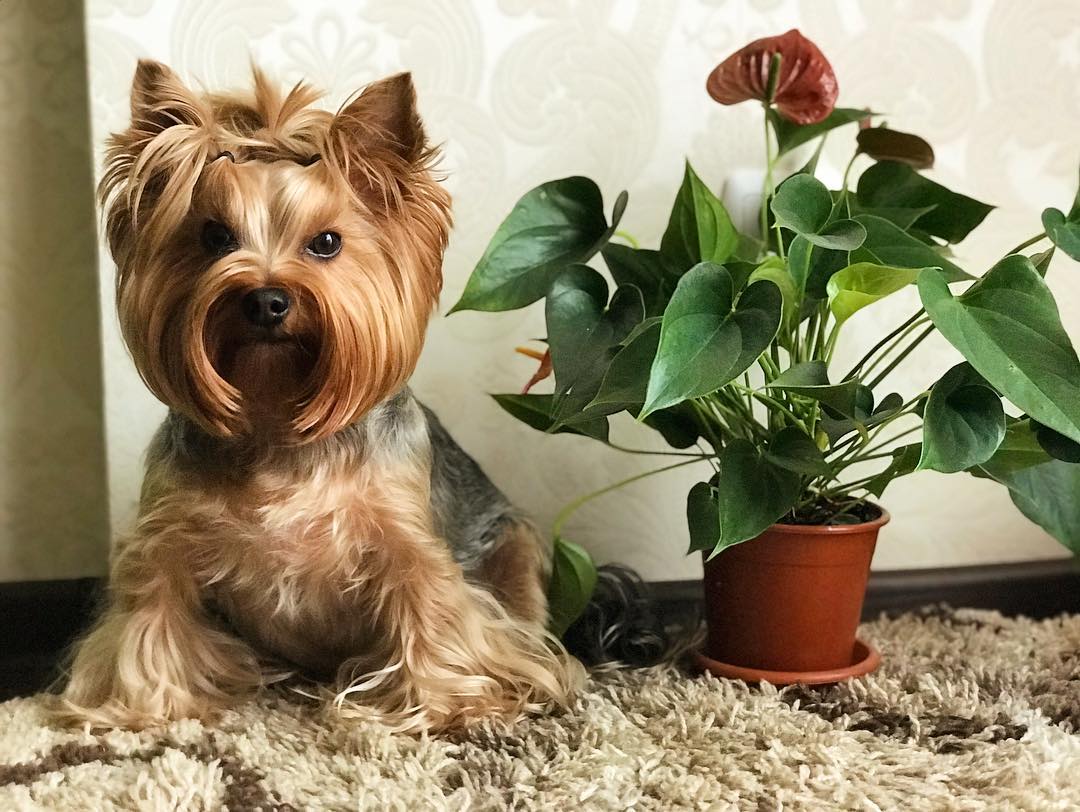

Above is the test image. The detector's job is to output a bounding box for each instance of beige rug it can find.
[3,607,1080,811]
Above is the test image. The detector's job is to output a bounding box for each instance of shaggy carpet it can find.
[2,607,1080,811]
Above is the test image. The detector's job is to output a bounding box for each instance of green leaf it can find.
[1042,207,1080,261]
[856,161,993,244]
[819,391,905,446]
[856,128,935,169]
[660,161,738,270]
[748,257,798,325]
[771,174,832,235]
[1034,422,1080,463]
[767,361,861,416]
[641,264,782,417]
[918,363,1005,473]
[826,262,926,325]
[546,267,643,399]
[852,214,972,281]
[972,419,1051,479]
[983,460,1080,553]
[545,269,644,426]
[601,244,679,316]
[686,481,720,554]
[767,107,873,156]
[765,426,831,476]
[772,175,866,250]
[547,537,598,636]
[849,201,938,231]
[918,256,1080,444]
[865,443,922,498]
[450,178,625,312]
[787,234,813,293]
[643,403,700,449]
[1031,247,1055,277]
[805,219,867,251]
[588,320,660,412]
[491,393,609,442]
[703,440,801,556]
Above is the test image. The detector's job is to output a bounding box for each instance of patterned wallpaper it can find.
[0,0,109,581]
[71,0,1080,582]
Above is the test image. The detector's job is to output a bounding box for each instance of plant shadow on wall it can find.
[451,30,1080,671]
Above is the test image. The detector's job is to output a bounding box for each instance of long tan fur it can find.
[61,61,581,733]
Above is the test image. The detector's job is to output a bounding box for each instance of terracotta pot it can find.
[701,509,889,674]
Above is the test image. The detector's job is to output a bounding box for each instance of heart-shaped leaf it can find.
[1042,207,1080,261]
[852,214,972,281]
[771,174,832,235]
[547,537,598,636]
[686,480,720,554]
[546,269,645,425]
[856,161,993,244]
[981,459,1080,553]
[601,244,680,316]
[856,128,935,169]
[826,262,927,325]
[973,419,1052,479]
[1034,422,1080,463]
[691,440,802,556]
[767,107,872,156]
[641,264,782,417]
[865,443,921,497]
[588,320,661,413]
[661,161,738,271]
[919,256,1080,444]
[767,361,861,416]
[918,363,1005,473]
[491,393,609,441]
[765,426,831,476]
[819,391,904,446]
[747,257,798,325]
[805,219,867,250]
[643,403,700,449]
[1031,247,1055,277]
[450,178,626,312]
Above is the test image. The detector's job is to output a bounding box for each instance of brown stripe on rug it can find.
[3,607,1080,810]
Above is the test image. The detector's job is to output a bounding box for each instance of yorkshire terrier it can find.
[60,61,580,733]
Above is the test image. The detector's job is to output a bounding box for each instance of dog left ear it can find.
[330,72,426,166]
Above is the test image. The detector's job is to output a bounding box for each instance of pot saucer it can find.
[694,638,881,686]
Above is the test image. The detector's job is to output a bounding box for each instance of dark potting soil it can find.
[779,499,883,527]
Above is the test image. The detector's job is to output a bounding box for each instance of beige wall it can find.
[13,0,1074,583]
[0,0,109,581]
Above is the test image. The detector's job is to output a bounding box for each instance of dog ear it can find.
[129,59,208,136]
[331,72,426,165]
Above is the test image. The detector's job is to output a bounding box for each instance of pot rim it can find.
[768,505,890,536]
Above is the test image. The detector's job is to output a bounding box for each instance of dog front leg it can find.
[59,536,263,729]
[332,527,582,733]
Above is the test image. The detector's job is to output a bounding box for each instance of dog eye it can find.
[201,220,237,255]
[307,231,342,258]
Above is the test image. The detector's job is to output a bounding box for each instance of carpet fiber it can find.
[3,607,1080,810]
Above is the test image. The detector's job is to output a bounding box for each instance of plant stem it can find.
[845,310,926,380]
[551,457,706,539]
[1005,231,1046,256]
[604,441,712,458]
[866,325,935,389]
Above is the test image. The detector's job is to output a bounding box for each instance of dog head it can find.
[101,61,451,442]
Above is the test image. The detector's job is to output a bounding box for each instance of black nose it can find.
[242,287,290,327]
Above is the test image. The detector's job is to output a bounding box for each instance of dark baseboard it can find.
[2,559,1079,700]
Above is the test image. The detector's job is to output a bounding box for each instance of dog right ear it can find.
[128,59,208,137]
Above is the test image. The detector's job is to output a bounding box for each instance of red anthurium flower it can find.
[516,346,552,394]
[706,29,838,125]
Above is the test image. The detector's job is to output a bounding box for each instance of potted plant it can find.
[449,30,1080,682]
